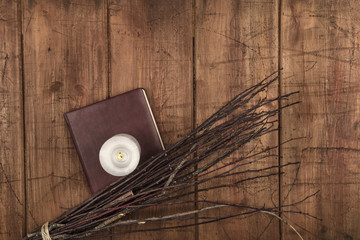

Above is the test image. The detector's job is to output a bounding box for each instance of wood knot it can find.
[50,81,63,92]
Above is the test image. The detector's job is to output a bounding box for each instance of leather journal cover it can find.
[64,89,164,194]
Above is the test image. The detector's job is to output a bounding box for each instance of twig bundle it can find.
[25,71,317,240]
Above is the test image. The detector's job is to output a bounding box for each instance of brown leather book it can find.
[64,89,164,194]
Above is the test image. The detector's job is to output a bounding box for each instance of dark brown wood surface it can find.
[0,1,24,239]
[109,0,194,239]
[280,0,360,239]
[22,0,108,238]
[1,0,360,239]
[195,1,279,239]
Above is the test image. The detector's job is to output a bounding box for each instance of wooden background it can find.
[1,0,359,239]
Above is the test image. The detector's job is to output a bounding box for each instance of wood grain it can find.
[22,0,108,235]
[195,0,279,239]
[0,0,359,239]
[281,0,360,239]
[0,0,24,239]
[109,0,194,239]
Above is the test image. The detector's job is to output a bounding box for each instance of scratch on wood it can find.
[246,27,274,42]
[0,162,23,206]
[282,162,301,203]
[210,55,276,68]
[1,54,8,83]
[305,61,317,72]
[27,208,39,227]
[284,48,360,66]
[302,147,360,152]
[52,29,72,38]
[256,216,276,239]
[0,179,20,184]
[220,222,231,240]
[198,27,260,55]
[25,11,34,33]
[52,29,92,48]
[329,17,351,38]
[27,172,82,182]
[285,47,357,56]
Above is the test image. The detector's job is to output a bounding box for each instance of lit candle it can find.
[99,134,141,177]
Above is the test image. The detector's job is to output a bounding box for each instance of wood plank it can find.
[0,1,24,239]
[109,0,193,238]
[23,0,108,235]
[281,0,360,239]
[195,0,279,239]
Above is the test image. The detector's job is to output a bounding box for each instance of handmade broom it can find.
[25,71,318,240]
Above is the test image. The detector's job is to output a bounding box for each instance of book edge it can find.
[141,89,165,150]
[64,112,97,193]
[65,89,141,116]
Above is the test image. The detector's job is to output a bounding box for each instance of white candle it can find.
[99,134,141,177]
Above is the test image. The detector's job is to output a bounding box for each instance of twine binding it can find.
[41,222,52,240]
